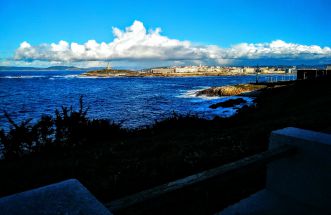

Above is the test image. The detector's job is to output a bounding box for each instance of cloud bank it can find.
[14,20,331,66]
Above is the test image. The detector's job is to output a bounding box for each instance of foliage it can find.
[0,96,124,160]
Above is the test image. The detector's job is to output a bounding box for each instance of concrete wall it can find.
[267,127,331,212]
[0,179,112,215]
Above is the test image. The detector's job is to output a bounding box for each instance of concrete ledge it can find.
[219,189,321,215]
[267,127,331,212]
[219,127,331,215]
[271,127,331,146]
[0,179,112,215]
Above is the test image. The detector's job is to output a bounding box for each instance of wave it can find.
[187,96,255,119]
[177,87,220,100]
[0,75,47,79]
[51,74,80,79]
[0,74,82,80]
[76,76,103,79]
[0,74,135,81]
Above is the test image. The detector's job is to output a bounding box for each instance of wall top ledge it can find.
[272,127,331,145]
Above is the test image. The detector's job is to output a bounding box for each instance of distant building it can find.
[243,68,255,74]
[174,67,199,73]
[285,67,296,74]
[151,68,175,73]
[230,68,244,73]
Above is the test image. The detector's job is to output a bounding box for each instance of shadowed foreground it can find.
[0,78,331,214]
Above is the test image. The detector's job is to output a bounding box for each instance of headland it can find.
[80,66,293,78]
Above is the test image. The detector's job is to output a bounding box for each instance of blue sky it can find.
[1,0,331,67]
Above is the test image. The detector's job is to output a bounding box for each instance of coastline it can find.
[195,80,297,98]
[80,69,287,78]
[0,72,288,130]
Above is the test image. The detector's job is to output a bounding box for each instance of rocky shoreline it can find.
[196,84,268,111]
[209,98,247,109]
[196,84,267,97]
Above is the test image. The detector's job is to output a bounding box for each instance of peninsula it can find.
[80,65,293,78]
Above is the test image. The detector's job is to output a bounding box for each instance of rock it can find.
[209,98,247,109]
[196,84,267,97]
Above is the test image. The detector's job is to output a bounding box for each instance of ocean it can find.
[0,70,292,129]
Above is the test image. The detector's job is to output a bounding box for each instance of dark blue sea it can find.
[0,71,294,130]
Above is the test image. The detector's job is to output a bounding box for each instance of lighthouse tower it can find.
[106,62,112,70]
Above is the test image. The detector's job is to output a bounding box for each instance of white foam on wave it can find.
[76,75,103,79]
[0,75,46,79]
[177,87,221,100]
[177,89,201,98]
[51,74,80,79]
[185,95,255,119]
[0,74,103,80]
[0,74,82,80]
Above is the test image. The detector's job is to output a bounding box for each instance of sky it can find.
[1,0,331,68]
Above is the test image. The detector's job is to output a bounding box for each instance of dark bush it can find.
[0,96,125,160]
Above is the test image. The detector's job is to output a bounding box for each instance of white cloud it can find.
[225,40,331,60]
[14,20,331,66]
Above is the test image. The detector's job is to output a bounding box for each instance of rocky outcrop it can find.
[209,98,247,109]
[196,84,267,97]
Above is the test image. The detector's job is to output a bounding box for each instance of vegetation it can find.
[0,78,331,214]
[0,96,125,160]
